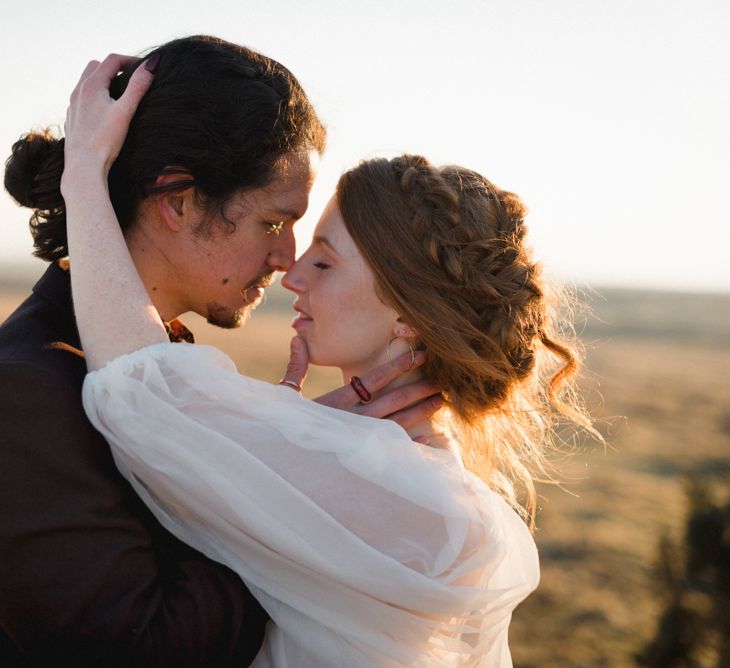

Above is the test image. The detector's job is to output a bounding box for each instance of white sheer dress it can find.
[82,343,539,667]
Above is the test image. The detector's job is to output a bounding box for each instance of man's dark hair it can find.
[4,35,327,261]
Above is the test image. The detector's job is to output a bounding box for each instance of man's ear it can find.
[154,172,197,232]
[393,318,418,339]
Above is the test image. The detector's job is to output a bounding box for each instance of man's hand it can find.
[279,336,443,430]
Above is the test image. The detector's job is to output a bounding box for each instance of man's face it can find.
[170,151,318,327]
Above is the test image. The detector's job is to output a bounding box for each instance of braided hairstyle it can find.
[4,35,327,261]
[338,155,598,524]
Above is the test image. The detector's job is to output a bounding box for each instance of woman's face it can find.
[281,197,401,377]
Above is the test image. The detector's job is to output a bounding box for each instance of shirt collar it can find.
[164,319,195,344]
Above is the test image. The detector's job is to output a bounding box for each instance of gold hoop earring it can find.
[387,337,415,372]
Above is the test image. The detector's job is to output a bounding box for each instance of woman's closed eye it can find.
[313,261,330,270]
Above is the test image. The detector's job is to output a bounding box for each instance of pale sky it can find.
[1,0,728,292]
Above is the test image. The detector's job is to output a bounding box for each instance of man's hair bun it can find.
[4,129,67,261]
[5,130,64,208]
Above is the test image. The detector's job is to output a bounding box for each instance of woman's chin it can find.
[306,351,330,368]
[305,347,343,371]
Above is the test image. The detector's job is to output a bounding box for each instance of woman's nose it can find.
[281,259,305,294]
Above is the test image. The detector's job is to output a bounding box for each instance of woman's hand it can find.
[279,336,443,431]
[61,53,157,194]
[61,52,169,371]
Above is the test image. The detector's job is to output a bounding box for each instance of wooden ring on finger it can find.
[350,376,372,403]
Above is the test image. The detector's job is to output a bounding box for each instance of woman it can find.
[25,49,593,666]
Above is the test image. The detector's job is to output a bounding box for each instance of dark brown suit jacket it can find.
[0,263,269,667]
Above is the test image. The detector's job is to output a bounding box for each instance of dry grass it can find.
[509,292,730,668]
[2,285,728,667]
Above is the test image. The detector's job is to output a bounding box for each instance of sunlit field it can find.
[2,282,728,667]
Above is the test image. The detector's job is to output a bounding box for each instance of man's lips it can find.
[242,275,275,296]
[248,277,274,290]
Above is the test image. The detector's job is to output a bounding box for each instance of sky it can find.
[1,0,728,293]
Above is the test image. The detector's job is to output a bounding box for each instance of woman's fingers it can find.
[71,60,101,98]
[66,60,100,133]
[385,395,444,431]
[357,379,441,419]
[302,342,444,428]
[279,336,309,393]
[117,56,157,120]
[314,350,426,410]
[86,53,140,90]
[63,52,158,177]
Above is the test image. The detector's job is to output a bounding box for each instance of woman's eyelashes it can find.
[313,261,331,270]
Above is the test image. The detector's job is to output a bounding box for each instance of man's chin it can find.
[205,302,256,329]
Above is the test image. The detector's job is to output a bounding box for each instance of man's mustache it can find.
[245,274,275,291]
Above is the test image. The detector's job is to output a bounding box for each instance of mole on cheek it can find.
[222,278,230,285]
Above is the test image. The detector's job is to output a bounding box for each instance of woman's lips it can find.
[292,304,313,329]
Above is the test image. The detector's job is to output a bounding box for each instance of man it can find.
[0,43,438,666]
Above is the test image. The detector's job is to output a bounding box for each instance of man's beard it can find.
[205,302,255,329]
[205,273,273,329]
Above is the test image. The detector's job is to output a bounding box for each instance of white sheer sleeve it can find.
[82,343,538,668]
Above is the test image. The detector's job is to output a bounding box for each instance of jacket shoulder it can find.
[0,290,86,390]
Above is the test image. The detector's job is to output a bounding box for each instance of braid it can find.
[384,157,548,417]
[393,156,463,279]
[337,155,600,526]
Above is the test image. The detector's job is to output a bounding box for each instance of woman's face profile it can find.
[282,197,401,377]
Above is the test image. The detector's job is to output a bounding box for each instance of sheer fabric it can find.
[82,343,539,667]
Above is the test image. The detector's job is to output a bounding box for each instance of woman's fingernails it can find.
[144,53,161,74]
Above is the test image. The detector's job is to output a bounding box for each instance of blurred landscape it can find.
[1,270,728,667]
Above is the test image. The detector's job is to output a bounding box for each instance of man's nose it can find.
[266,228,296,271]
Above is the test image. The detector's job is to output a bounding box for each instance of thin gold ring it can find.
[279,379,302,392]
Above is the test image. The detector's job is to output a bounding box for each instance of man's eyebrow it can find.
[313,235,339,255]
[270,208,303,220]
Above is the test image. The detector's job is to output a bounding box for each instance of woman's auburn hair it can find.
[337,155,599,526]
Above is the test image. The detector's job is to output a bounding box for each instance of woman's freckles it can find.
[222,278,230,285]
